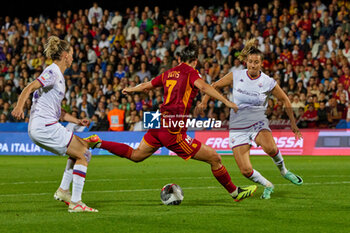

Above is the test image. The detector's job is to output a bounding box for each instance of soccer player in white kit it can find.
[12,36,98,212]
[198,38,303,199]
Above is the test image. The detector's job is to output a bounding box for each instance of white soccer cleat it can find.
[68,201,98,213]
[54,189,71,206]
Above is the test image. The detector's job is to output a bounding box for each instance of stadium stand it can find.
[0,0,350,131]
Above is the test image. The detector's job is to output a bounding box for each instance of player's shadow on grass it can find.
[0,204,66,213]
[96,199,161,207]
[178,199,237,207]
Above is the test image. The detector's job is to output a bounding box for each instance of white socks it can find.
[59,158,75,190]
[231,188,238,197]
[71,164,87,203]
[247,169,273,187]
[271,150,288,176]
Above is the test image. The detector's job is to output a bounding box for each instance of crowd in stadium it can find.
[0,0,350,130]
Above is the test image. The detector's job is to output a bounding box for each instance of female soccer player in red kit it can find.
[85,43,257,201]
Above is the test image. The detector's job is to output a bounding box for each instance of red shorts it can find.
[143,129,202,160]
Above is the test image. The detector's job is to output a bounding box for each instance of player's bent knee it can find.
[240,167,253,177]
[73,150,89,165]
[263,146,278,156]
[84,149,92,164]
[212,153,222,164]
[130,150,146,163]
[207,150,222,165]
[75,156,88,166]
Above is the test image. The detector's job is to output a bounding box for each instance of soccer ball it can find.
[160,183,184,205]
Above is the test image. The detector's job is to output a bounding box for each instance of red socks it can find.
[100,141,133,159]
[99,142,236,194]
[212,166,237,193]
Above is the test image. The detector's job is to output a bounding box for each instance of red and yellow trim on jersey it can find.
[176,134,193,156]
[142,137,157,148]
[182,73,192,113]
[246,70,261,80]
[36,78,45,87]
[167,128,182,134]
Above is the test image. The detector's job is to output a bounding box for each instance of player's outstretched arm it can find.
[272,84,303,140]
[194,77,238,112]
[122,81,154,95]
[60,109,90,126]
[11,80,42,120]
[197,72,234,112]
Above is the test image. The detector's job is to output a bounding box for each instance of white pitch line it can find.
[0,181,349,197]
[307,175,350,178]
[1,175,350,186]
[0,177,213,186]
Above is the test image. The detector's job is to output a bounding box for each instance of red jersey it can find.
[303,109,317,128]
[340,74,350,90]
[151,63,201,133]
[280,51,292,63]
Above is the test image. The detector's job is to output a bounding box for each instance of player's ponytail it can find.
[44,36,70,61]
[180,42,198,63]
[238,38,263,62]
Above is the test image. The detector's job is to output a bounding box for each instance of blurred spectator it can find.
[88,2,103,24]
[2,84,17,104]
[291,94,305,117]
[217,38,229,58]
[136,62,151,82]
[126,20,139,41]
[333,82,349,102]
[111,11,122,28]
[90,113,109,131]
[130,115,143,131]
[107,101,125,131]
[327,98,342,128]
[317,101,329,128]
[342,40,350,63]
[339,66,350,90]
[0,113,7,123]
[301,104,318,128]
[114,64,126,79]
[230,58,244,72]
[78,94,94,118]
[137,12,154,35]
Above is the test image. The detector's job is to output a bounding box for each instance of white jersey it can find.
[30,63,65,123]
[229,69,276,128]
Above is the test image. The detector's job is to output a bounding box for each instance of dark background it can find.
[0,0,334,23]
[1,0,274,21]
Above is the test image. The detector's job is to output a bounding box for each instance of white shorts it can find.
[28,119,74,155]
[229,120,271,149]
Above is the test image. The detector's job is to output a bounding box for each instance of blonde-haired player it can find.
[12,36,97,212]
[198,38,303,199]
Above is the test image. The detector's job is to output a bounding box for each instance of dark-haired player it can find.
[85,43,257,202]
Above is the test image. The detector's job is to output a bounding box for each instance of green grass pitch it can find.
[0,155,349,233]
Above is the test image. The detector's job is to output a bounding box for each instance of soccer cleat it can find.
[283,171,303,185]
[83,134,101,149]
[54,189,71,206]
[68,201,98,213]
[233,185,257,202]
[261,186,274,199]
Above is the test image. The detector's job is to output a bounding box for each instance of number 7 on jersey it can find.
[165,80,177,104]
